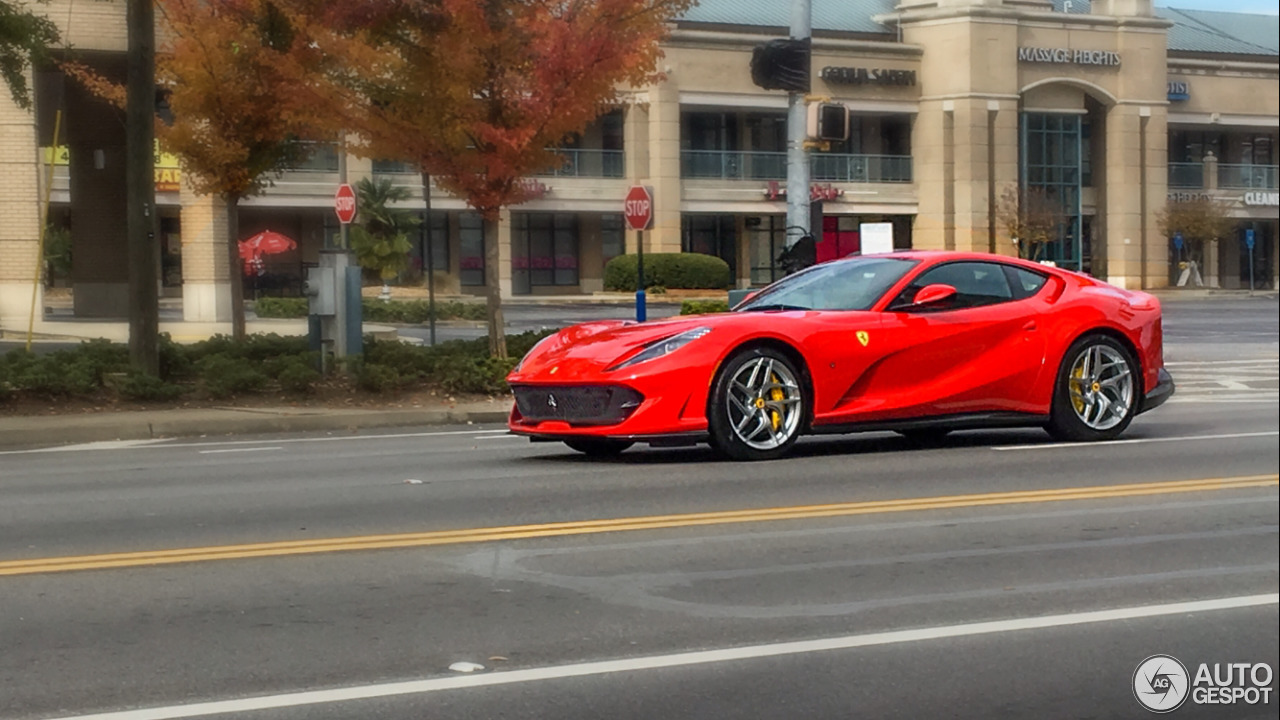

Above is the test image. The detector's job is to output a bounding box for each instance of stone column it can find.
[950,98,1019,255]
[179,183,232,321]
[624,101,650,183]
[1203,151,1221,287]
[646,75,682,254]
[496,209,514,299]
[578,214,604,294]
[0,72,42,330]
[912,100,950,251]
[1103,104,1167,289]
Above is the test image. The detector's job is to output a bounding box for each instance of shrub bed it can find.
[253,297,487,323]
[0,329,556,405]
[604,253,731,292]
[680,299,731,315]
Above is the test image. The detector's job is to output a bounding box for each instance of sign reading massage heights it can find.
[1017,47,1121,67]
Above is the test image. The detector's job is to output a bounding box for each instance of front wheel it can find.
[563,439,634,457]
[1046,334,1138,442]
[708,347,807,461]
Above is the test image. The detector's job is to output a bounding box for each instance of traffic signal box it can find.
[807,102,849,142]
[750,38,811,93]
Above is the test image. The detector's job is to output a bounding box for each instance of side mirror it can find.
[909,283,957,309]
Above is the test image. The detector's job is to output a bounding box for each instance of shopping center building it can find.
[1,0,1276,327]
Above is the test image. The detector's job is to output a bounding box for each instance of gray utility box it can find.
[727,288,754,308]
[304,265,337,316]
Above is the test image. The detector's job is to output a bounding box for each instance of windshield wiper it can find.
[739,303,810,312]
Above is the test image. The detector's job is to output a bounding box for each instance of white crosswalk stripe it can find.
[1163,358,1279,403]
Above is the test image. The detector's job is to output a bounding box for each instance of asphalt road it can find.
[1,296,1277,720]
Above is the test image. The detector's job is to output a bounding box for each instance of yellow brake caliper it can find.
[769,373,784,430]
[1071,364,1086,414]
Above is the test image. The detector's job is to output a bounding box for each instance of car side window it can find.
[1005,266,1049,299]
[893,261,1016,311]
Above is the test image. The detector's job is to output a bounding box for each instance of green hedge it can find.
[680,299,730,315]
[253,297,488,323]
[604,253,731,292]
[253,297,309,318]
[361,299,487,324]
[0,330,556,403]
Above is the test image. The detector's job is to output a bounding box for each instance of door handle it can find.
[1022,320,1038,332]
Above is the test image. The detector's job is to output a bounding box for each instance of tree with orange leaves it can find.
[154,0,335,340]
[327,0,694,358]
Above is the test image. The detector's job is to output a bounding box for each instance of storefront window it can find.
[459,212,485,287]
[512,213,579,294]
[1168,129,1224,163]
[412,211,448,278]
[682,214,737,279]
[747,215,786,285]
[601,214,625,265]
[1021,112,1083,271]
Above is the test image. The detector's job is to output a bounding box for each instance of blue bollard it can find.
[636,289,647,322]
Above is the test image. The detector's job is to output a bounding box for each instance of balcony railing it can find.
[683,150,786,180]
[283,142,340,173]
[531,149,625,178]
[1167,162,1204,188]
[811,154,913,184]
[372,160,417,175]
[1218,164,1279,190]
[682,150,913,183]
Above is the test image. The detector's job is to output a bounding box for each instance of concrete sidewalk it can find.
[0,401,513,449]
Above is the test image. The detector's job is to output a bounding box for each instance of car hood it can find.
[510,314,731,381]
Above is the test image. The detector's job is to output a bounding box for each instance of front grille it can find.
[512,385,643,426]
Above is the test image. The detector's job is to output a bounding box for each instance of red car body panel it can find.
[507,251,1168,442]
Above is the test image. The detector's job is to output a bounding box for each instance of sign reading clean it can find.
[1244,191,1279,207]
[1017,47,1121,66]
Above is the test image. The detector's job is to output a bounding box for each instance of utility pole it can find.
[126,0,159,374]
[785,0,812,249]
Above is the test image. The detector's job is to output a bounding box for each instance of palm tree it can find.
[350,177,419,296]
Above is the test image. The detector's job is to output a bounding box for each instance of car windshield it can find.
[736,256,919,312]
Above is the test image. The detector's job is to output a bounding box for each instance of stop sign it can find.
[623,185,653,231]
[334,183,357,224]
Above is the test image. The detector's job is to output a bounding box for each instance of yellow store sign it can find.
[40,140,183,192]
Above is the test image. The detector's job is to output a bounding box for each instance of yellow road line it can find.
[3,474,1276,577]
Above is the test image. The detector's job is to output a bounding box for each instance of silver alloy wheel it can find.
[724,356,803,451]
[1067,343,1134,431]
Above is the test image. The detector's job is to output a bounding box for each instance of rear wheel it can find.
[563,439,634,457]
[1047,334,1138,442]
[708,347,806,461]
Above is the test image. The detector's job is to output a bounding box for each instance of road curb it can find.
[0,408,513,449]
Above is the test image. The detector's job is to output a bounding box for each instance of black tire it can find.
[564,439,634,457]
[896,428,952,447]
[708,347,807,461]
[1046,334,1139,442]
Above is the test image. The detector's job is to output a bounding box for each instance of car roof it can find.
[841,250,1068,276]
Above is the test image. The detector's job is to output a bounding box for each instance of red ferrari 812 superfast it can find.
[507,251,1174,461]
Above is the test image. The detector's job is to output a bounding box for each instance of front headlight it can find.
[512,333,558,373]
[607,327,711,372]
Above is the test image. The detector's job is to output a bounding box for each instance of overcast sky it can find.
[1157,0,1279,14]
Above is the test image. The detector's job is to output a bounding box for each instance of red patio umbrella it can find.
[238,230,297,275]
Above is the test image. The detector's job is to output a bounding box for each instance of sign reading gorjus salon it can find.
[1018,47,1121,67]
[820,67,916,86]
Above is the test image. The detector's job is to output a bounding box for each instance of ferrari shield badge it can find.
[856,331,870,347]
